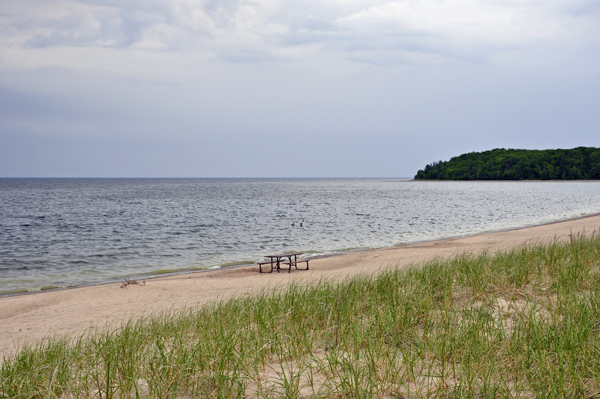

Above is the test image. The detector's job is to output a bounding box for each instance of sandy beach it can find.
[2,213,600,357]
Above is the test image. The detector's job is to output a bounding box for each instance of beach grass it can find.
[3,233,600,398]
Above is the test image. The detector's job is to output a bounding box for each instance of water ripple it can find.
[1,179,600,295]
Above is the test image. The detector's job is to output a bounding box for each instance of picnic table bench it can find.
[258,252,309,273]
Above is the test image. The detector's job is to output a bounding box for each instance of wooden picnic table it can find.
[258,252,309,273]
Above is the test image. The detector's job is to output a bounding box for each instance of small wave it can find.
[87,254,118,258]
[143,265,215,275]
[40,285,62,291]
[299,250,320,255]
[220,260,255,268]
[0,284,64,297]
[0,288,30,296]
[77,269,102,275]
[331,246,370,253]
[197,224,216,228]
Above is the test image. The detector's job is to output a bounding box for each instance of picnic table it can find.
[258,252,309,273]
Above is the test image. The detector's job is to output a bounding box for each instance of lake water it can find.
[2,178,600,296]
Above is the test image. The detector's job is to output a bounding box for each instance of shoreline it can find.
[4,211,598,300]
[2,212,600,357]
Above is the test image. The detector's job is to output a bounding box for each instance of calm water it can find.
[1,178,600,296]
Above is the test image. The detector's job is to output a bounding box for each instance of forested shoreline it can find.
[415,147,600,180]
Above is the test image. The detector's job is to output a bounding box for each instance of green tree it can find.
[414,147,600,180]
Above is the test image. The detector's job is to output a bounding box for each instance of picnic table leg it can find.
[259,260,275,273]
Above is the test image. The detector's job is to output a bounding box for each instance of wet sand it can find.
[2,213,600,357]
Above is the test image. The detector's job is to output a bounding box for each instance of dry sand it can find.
[2,213,600,357]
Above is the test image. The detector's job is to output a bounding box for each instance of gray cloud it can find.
[1,0,600,177]
[5,0,598,64]
[20,2,170,49]
[563,0,600,16]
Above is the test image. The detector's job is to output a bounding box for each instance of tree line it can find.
[414,147,600,180]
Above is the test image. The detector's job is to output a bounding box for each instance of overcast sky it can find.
[1,0,599,177]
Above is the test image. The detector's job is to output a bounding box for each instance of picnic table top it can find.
[264,252,303,258]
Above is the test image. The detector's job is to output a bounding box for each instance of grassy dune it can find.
[3,234,600,398]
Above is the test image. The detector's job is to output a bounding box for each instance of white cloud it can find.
[0,0,599,74]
